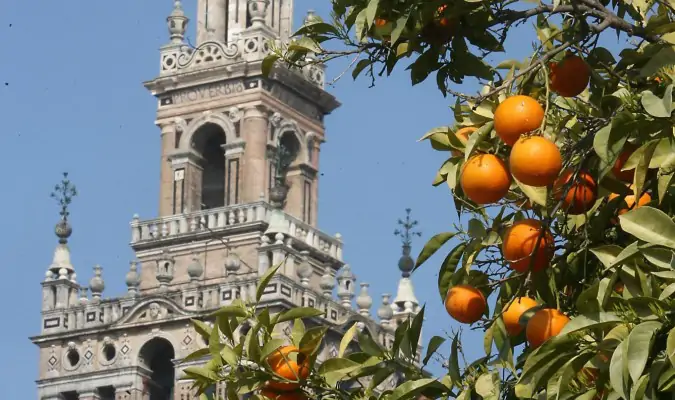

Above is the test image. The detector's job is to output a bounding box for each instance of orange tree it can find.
[185,0,675,399]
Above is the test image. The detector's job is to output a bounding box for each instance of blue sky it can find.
[0,0,628,397]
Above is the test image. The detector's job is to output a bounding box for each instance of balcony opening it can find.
[192,123,226,210]
[139,337,175,400]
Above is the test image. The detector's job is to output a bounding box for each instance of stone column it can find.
[222,141,246,206]
[197,0,227,44]
[241,106,269,203]
[159,122,178,217]
[168,151,205,214]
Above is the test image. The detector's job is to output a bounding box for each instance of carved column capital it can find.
[243,104,269,120]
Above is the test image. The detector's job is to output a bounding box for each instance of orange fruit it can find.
[374,18,387,27]
[502,219,553,273]
[549,54,591,97]
[445,285,487,324]
[435,4,452,27]
[553,169,598,214]
[494,95,545,146]
[526,308,570,348]
[502,297,539,336]
[451,126,477,157]
[261,389,307,400]
[510,136,563,187]
[611,144,637,183]
[266,346,310,391]
[608,185,652,215]
[460,154,512,204]
[614,282,625,294]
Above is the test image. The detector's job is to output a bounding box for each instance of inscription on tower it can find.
[160,79,248,106]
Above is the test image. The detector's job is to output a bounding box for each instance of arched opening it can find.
[138,337,175,400]
[192,123,226,210]
[278,132,301,172]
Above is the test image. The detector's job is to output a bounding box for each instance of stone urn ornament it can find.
[248,0,270,26]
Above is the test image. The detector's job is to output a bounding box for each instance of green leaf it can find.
[559,312,622,335]
[299,326,327,356]
[407,305,425,356]
[390,14,409,44]
[640,45,675,77]
[514,176,547,206]
[365,0,380,27]
[658,366,675,391]
[423,336,446,366]
[193,319,212,340]
[339,323,358,358]
[260,338,286,361]
[619,206,675,249]
[257,264,281,302]
[630,374,650,400]
[464,121,494,161]
[666,326,675,366]
[641,86,673,118]
[609,338,630,399]
[182,348,210,363]
[357,330,386,358]
[220,344,239,367]
[262,55,279,77]
[387,378,437,400]
[210,305,248,319]
[209,320,222,366]
[183,366,220,381]
[475,372,499,398]
[288,37,323,54]
[590,245,623,268]
[414,232,456,270]
[633,140,658,200]
[627,321,663,382]
[291,319,305,347]
[448,335,461,384]
[274,307,324,324]
[352,59,373,80]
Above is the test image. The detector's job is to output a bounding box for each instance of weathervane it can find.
[394,208,421,248]
[50,172,78,221]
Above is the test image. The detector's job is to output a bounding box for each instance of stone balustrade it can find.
[129,201,343,261]
[42,273,362,335]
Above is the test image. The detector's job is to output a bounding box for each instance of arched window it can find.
[192,123,226,210]
[277,132,300,177]
[139,338,175,400]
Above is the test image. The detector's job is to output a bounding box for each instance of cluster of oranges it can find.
[444,53,653,349]
[260,346,310,400]
[373,4,456,44]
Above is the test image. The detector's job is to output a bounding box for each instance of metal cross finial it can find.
[50,172,78,221]
[394,208,421,247]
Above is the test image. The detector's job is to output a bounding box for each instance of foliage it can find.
[191,0,675,398]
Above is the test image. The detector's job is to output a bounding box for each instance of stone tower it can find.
[31,2,421,399]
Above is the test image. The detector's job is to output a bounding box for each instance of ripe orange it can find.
[502,219,553,273]
[451,126,477,157]
[445,285,487,324]
[494,95,545,146]
[614,282,625,294]
[374,18,387,27]
[435,4,452,27]
[261,389,307,400]
[266,346,310,391]
[502,297,539,336]
[526,308,570,348]
[460,154,512,204]
[549,54,591,97]
[611,144,637,183]
[608,185,652,215]
[553,169,598,214]
[510,136,563,187]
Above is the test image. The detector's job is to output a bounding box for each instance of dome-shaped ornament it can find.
[397,254,414,276]
[225,253,242,273]
[89,265,105,299]
[187,255,204,280]
[377,293,394,320]
[54,219,72,243]
[356,283,373,310]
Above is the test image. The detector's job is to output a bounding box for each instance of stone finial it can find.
[296,251,312,286]
[377,293,393,326]
[167,0,188,44]
[47,173,78,280]
[303,10,321,26]
[187,254,204,283]
[247,0,270,27]
[225,253,242,275]
[79,286,89,305]
[319,270,335,298]
[356,283,373,317]
[336,265,355,308]
[89,265,105,301]
[126,261,140,297]
[156,250,175,291]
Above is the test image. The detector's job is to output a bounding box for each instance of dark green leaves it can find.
[273,307,324,324]
[414,232,456,271]
[256,264,281,302]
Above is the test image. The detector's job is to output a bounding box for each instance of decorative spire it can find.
[187,254,204,283]
[392,209,421,319]
[377,293,394,326]
[356,283,373,317]
[126,261,140,297]
[336,265,356,308]
[89,265,105,301]
[167,0,188,44]
[320,269,335,298]
[247,0,270,27]
[394,208,421,278]
[47,173,77,280]
[156,250,175,291]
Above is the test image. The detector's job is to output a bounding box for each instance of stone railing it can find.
[129,201,343,261]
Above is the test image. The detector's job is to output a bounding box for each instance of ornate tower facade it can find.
[32,2,420,400]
